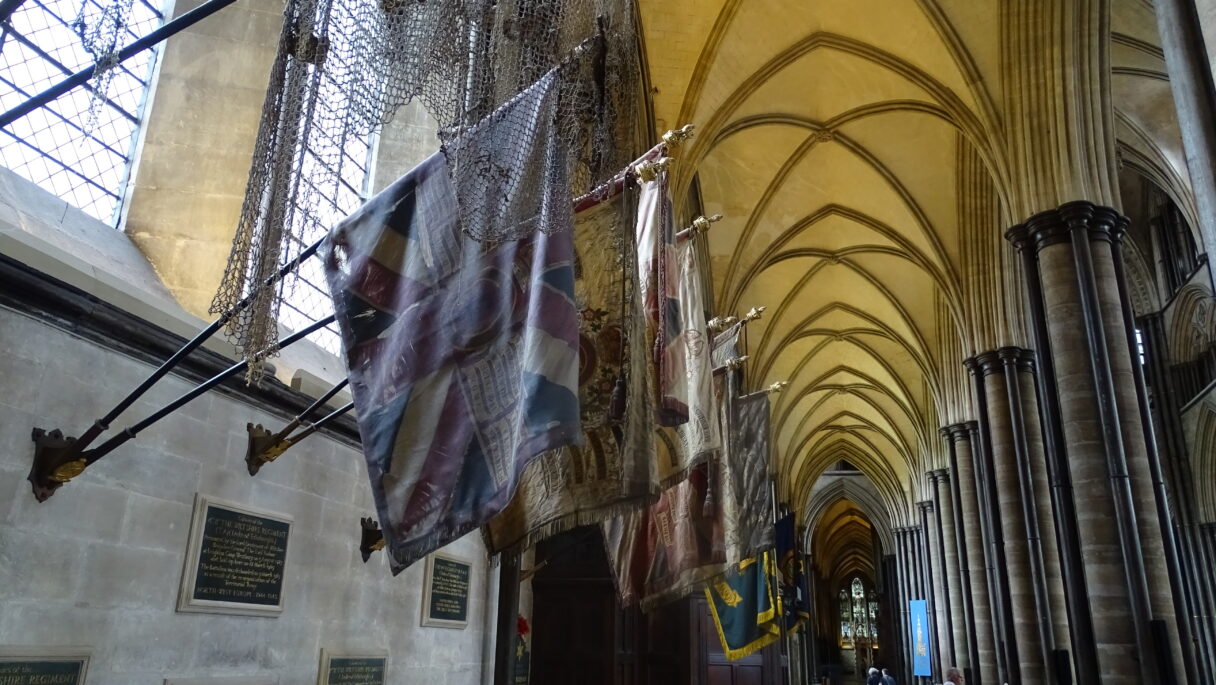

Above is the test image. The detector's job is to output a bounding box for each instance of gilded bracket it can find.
[360,516,386,562]
[28,428,90,502]
[726,355,750,371]
[662,124,696,149]
[634,157,672,183]
[764,381,790,395]
[708,315,739,332]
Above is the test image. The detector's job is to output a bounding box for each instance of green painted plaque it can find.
[192,503,290,606]
[422,555,470,627]
[0,658,85,685]
[325,657,386,685]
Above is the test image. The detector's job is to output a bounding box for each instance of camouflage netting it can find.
[210,0,644,376]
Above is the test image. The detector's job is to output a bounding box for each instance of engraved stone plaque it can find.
[317,649,387,685]
[177,494,292,617]
[165,678,278,685]
[0,648,89,685]
[421,552,470,628]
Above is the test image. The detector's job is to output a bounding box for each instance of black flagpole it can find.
[29,314,335,500]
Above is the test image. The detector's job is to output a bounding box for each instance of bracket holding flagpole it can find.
[245,377,354,475]
[726,355,750,371]
[744,306,767,323]
[360,516,386,562]
[28,314,336,501]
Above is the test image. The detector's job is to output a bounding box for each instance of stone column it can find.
[947,424,998,685]
[897,526,915,684]
[965,360,1017,684]
[927,474,955,672]
[974,352,1042,683]
[882,553,902,683]
[942,429,978,681]
[919,502,945,682]
[1007,203,1185,683]
[1142,311,1216,681]
[930,468,967,672]
[1011,350,1073,666]
[1009,218,1099,682]
[1154,0,1216,259]
[1106,218,1196,684]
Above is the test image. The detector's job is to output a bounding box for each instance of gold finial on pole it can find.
[662,124,696,149]
[726,355,750,371]
[765,381,790,395]
[708,315,739,332]
[691,213,723,234]
[744,306,767,322]
[634,157,672,183]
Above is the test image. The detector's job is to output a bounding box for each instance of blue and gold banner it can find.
[704,552,782,660]
[909,599,932,676]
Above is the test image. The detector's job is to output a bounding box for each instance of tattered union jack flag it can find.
[323,143,581,573]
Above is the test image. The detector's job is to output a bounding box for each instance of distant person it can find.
[866,667,883,685]
[881,667,897,685]
[944,666,964,684]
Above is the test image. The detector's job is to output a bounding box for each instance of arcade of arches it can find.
[4,0,1216,684]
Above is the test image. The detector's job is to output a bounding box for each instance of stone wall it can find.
[0,304,492,684]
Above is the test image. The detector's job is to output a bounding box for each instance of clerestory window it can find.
[0,0,164,224]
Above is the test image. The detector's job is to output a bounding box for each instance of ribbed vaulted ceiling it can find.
[639,0,1191,548]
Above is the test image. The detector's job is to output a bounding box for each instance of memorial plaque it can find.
[421,553,470,628]
[316,650,387,685]
[178,494,293,617]
[165,678,277,685]
[0,648,89,685]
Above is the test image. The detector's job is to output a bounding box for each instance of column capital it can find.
[917,500,934,513]
[1005,201,1129,254]
[997,345,1037,373]
[928,468,950,484]
[971,349,1004,377]
[940,422,972,443]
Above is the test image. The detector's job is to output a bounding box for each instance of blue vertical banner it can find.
[908,599,932,677]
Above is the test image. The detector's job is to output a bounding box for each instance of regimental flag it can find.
[723,386,774,565]
[322,74,580,574]
[603,457,726,611]
[711,320,744,371]
[704,552,782,660]
[484,148,662,555]
[775,513,810,632]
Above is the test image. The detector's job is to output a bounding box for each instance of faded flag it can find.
[323,74,580,573]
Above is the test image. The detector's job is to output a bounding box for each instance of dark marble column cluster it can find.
[942,423,997,685]
[928,469,963,675]
[1139,311,1216,682]
[1007,201,1189,684]
[965,348,1074,684]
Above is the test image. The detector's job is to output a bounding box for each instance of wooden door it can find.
[695,597,782,685]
